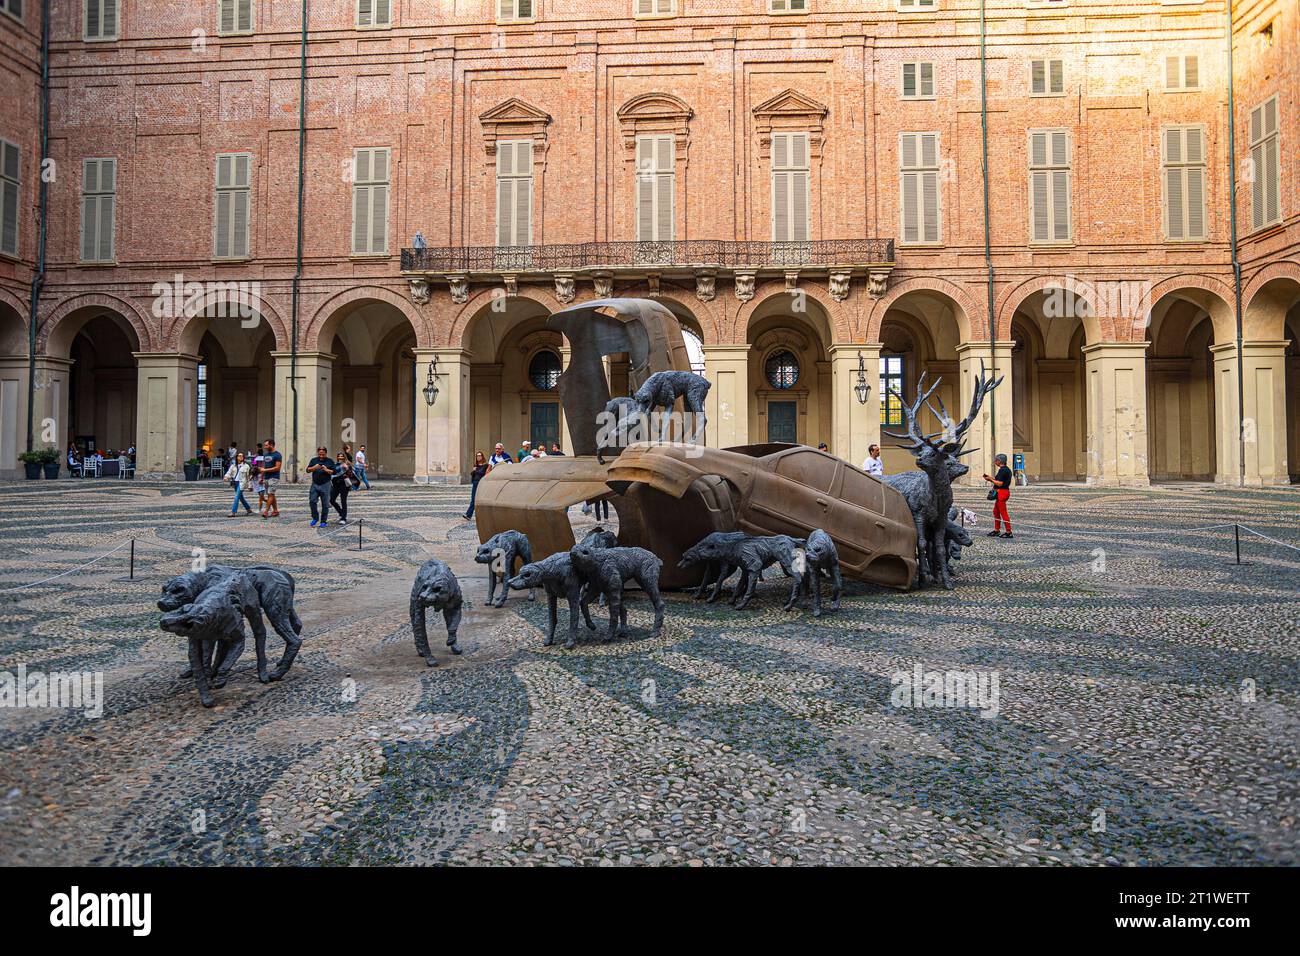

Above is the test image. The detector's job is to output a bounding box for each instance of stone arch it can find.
[611,282,724,344]
[1138,274,1236,345]
[171,288,289,354]
[39,293,154,357]
[306,285,430,351]
[737,282,843,348]
[448,284,564,350]
[998,275,1106,346]
[1242,260,1300,341]
[864,276,979,343]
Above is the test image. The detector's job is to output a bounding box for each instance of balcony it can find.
[400,239,895,304]
[400,239,894,276]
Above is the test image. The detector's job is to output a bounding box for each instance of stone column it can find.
[416,348,471,484]
[134,352,200,477]
[1210,340,1291,486]
[829,343,879,467]
[1081,343,1150,486]
[702,345,749,449]
[272,351,334,481]
[954,341,1014,486]
[0,355,73,475]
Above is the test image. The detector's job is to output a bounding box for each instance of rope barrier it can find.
[1006,521,1239,537]
[1237,525,1300,554]
[0,539,134,594]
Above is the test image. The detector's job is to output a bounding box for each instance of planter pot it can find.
[183,464,201,481]
[43,462,60,479]
[23,462,41,480]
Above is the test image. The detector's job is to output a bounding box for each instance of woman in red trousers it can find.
[982,453,1014,539]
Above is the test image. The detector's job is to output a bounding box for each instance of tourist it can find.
[224,452,254,517]
[261,438,282,517]
[983,453,1014,539]
[489,442,512,467]
[817,442,828,452]
[342,442,354,464]
[517,439,531,462]
[464,451,489,520]
[251,459,267,513]
[533,446,547,460]
[306,445,336,527]
[329,452,354,524]
[550,442,564,456]
[354,444,372,489]
[67,445,81,477]
[863,444,885,478]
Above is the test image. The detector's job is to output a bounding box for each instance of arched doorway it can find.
[46,310,140,457]
[1007,288,1088,482]
[1146,294,1220,481]
[180,314,278,461]
[463,297,566,459]
[745,293,833,449]
[322,303,420,477]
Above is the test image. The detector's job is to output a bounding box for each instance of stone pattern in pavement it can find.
[0,479,1296,865]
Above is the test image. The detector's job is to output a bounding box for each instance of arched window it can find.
[764,349,799,390]
[529,349,562,390]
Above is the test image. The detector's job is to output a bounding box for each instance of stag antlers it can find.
[883,360,1004,459]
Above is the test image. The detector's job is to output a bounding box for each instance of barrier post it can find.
[358,518,362,552]
[1234,524,1241,565]
[130,539,135,579]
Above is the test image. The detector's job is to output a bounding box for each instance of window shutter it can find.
[1031,60,1045,95]
[496,143,514,246]
[232,154,250,257]
[518,0,533,17]
[1249,99,1281,230]
[1183,55,1198,89]
[920,62,933,97]
[219,0,235,33]
[770,132,809,242]
[1165,56,1180,90]
[903,63,916,98]
[81,158,116,262]
[86,0,100,38]
[358,0,372,26]
[1049,59,1064,94]
[638,0,653,13]
[238,0,252,31]
[0,140,18,257]
[376,0,391,25]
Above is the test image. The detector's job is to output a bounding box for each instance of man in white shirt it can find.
[862,443,885,478]
[354,444,371,489]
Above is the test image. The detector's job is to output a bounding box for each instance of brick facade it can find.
[0,1,1295,483]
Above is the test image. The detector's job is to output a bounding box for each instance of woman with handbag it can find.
[981,453,1014,539]
[329,452,354,524]
[224,452,254,517]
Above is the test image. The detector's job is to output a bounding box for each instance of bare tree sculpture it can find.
[882,361,1002,589]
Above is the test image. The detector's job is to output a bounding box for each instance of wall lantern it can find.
[423,355,440,407]
[853,351,872,406]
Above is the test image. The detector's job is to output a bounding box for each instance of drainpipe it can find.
[979,0,998,450]
[289,1,308,480]
[1225,1,1245,487]
[25,0,50,454]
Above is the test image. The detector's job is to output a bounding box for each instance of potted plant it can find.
[183,458,201,481]
[39,447,60,479]
[17,451,43,480]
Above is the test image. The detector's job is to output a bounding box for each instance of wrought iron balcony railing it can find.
[400,239,894,274]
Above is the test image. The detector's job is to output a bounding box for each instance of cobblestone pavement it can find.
[0,478,1296,866]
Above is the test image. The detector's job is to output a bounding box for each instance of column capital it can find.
[954,341,1014,356]
[271,351,336,363]
[133,351,201,367]
[1081,341,1151,357]
[829,342,881,358]
[415,347,471,359]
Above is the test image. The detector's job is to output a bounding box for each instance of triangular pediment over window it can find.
[752,88,828,160]
[479,98,552,154]
[752,89,829,123]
